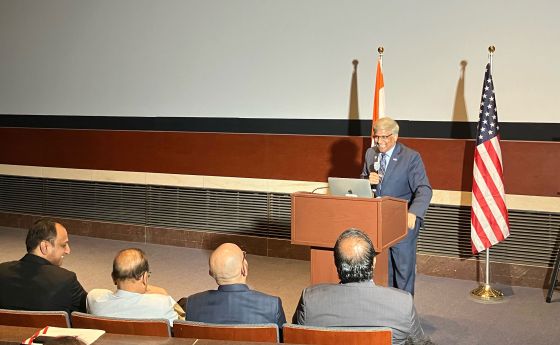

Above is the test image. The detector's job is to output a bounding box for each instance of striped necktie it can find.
[379,153,387,182]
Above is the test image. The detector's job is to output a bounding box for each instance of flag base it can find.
[470,284,505,303]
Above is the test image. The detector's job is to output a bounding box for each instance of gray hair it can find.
[334,228,377,283]
[111,248,150,282]
[373,117,399,135]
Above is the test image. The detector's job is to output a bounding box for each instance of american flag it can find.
[471,63,510,254]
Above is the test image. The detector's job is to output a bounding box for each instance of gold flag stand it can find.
[470,248,505,303]
[471,283,504,300]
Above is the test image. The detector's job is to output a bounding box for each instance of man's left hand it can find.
[407,212,417,230]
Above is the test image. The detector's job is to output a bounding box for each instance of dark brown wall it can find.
[0,128,558,197]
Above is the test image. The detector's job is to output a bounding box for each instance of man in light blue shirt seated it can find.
[87,248,181,323]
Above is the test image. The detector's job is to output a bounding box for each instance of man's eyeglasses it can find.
[373,133,393,141]
[242,251,247,262]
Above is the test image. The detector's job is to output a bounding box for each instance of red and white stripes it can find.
[471,136,510,253]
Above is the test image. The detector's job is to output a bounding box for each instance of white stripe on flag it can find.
[476,144,509,238]
[489,137,506,194]
[378,88,385,118]
[472,164,508,241]
[471,189,499,245]
[479,139,505,194]
[470,216,486,252]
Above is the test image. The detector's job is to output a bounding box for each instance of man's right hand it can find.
[369,172,381,185]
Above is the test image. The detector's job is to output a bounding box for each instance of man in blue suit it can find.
[181,243,286,328]
[361,117,432,295]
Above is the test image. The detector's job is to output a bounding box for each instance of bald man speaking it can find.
[181,243,286,328]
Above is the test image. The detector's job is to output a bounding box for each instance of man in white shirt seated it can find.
[87,248,181,323]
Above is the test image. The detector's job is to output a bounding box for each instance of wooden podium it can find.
[291,192,408,286]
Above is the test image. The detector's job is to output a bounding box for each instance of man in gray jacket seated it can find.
[293,228,425,345]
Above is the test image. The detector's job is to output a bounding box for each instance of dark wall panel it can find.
[1,115,559,141]
[0,128,558,197]
[408,138,560,197]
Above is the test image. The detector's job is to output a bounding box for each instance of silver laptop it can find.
[328,177,373,198]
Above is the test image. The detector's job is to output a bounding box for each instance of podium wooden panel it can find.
[291,192,407,286]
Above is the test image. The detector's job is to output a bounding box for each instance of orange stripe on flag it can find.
[372,58,385,132]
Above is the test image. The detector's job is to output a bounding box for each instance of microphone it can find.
[368,154,381,191]
[370,154,381,173]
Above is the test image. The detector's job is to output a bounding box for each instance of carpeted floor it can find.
[1,226,559,344]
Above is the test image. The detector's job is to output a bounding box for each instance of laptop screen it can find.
[327,177,373,198]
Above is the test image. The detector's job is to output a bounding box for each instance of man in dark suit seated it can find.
[181,243,286,328]
[0,219,87,313]
[293,228,425,345]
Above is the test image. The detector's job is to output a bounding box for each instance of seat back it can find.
[283,324,392,345]
[0,309,70,328]
[173,320,279,342]
[71,312,170,337]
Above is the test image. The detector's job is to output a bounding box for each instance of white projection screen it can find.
[0,0,558,123]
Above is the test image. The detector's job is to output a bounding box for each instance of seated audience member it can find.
[181,243,286,328]
[87,248,180,323]
[0,219,87,313]
[293,228,425,345]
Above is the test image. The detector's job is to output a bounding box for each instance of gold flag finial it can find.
[488,45,496,54]
[378,46,384,54]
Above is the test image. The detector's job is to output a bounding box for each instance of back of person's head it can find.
[334,228,377,283]
[209,243,247,285]
[111,248,150,284]
[26,219,58,252]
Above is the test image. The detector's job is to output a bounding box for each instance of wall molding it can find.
[1,164,557,213]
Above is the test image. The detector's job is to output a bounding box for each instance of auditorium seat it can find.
[282,324,392,345]
[173,320,279,342]
[0,309,70,328]
[70,312,170,337]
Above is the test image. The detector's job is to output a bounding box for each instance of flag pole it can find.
[470,45,505,303]
[371,46,385,146]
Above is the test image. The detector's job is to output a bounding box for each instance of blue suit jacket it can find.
[182,284,286,328]
[361,142,432,222]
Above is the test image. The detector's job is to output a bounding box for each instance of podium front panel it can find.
[292,193,380,249]
[379,198,409,249]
